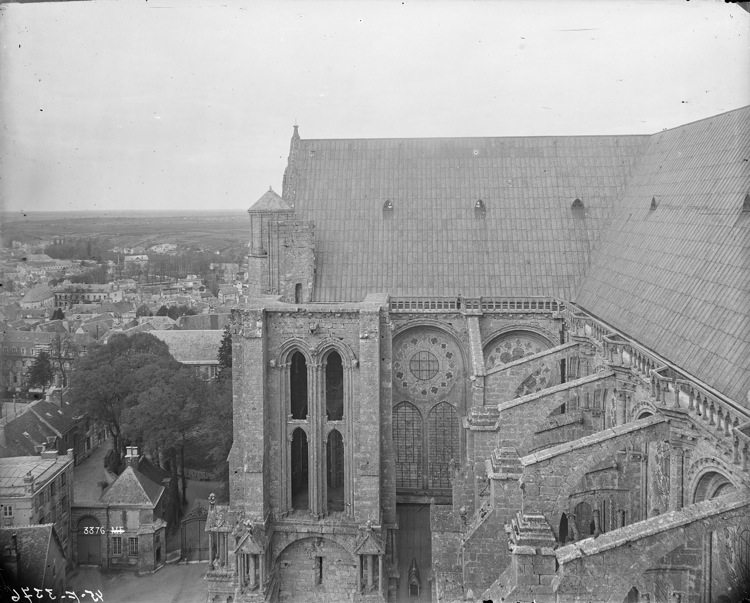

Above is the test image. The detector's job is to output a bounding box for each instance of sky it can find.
[0,0,748,214]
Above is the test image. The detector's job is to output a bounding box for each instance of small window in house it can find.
[61,472,66,487]
[129,537,139,556]
[2,505,13,517]
[112,536,122,555]
[50,481,56,497]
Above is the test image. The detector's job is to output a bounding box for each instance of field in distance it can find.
[1,210,250,253]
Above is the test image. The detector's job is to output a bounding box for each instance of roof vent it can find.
[474,199,486,219]
[383,200,394,218]
[571,198,584,209]
[743,192,750,212]
[650,197,657,210]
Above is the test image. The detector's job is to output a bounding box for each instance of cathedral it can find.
[205,107,750,603]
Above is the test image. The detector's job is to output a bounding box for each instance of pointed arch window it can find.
[326,429,344,512]
[290,351,308,419]
[393,402,422,489]
[291,428,309,510]
[428,402,459,489]
[325,352,344,421]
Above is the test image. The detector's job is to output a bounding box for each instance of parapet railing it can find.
[568,304,750,471]
[389,296,565,313]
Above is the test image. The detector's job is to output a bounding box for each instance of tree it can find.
[51,308,65,320]
[50,332,79,390]
[135,304,152,318]
[217,325,232,379]
[193,369,233,500]
[69,333,177,467]
[27,351,54,393]
[126,368,205,517]
[156,305,169,316]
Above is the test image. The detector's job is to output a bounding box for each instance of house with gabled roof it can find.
[70,447,169,573]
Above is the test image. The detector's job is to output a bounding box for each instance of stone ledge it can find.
[556,489,749,563]
[521,414,666,466]
[498,370,615,412]
[486,341,579,377]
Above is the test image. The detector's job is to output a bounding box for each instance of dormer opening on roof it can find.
[650,196,657,210]
[383,200,394,219]
[571,198,584,210]
[474,199,486,219]
[743,192,750,212]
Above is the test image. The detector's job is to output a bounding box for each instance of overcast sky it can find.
[0,0,748,214]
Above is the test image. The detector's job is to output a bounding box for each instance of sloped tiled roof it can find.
[30,400,77,435]
[149,330,222,364]
[288,134,648,301]
[20,285,54,304]
[0,410,58,458]
[248,187,293,213]
[575,107,750,404]
[0,524,59,588]
[0,455,70,495]
[177,313,230,330]
[100,466,164,507]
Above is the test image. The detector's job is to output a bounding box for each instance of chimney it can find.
[125,446,139,470]
[23,472,35,495]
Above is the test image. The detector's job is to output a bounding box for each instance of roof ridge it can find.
[298,133,651,143]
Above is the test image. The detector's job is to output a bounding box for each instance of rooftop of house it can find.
[0,524,63,588]
[99,465,164,507]
[0,453,72,497]
[177,313,230,331]
[19,285,55,304]
[148,329,223,364]
[29,400,78,436]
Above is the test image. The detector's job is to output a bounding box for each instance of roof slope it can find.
[0,525,56,588]
[100,466,163,506]
[149,330,222,364]
[288,134,648,301]
[575,107,750,404]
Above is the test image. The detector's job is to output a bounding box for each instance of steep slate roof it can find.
[0,410,58,457]
[20,285,54,304]
[575,107,750,404]
[0,455,69,495]
[0,524,59,588]
[100,466,163,507]
[248,187,293,212]
[149,330,222,364]
[287,134,648,301]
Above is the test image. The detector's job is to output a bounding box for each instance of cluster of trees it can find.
[68,332,233,519]
[44,238,117,263]
[48,265,108,286]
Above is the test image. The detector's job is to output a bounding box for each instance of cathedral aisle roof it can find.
[575,106,750,404]
[287,133,648,302]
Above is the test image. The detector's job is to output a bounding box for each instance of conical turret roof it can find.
[248,186,293,213]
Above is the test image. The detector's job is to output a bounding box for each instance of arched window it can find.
[559,513,569,544]
[325,352,344,421]
[290,352,308,420]
[428,402,459,489]
[693,471,735,503]
[291,428,309,510]
[326,430,344,513]
[393,402,422,489]
[574,501,593,537]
